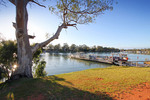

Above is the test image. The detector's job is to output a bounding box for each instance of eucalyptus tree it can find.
[62,43,69,52]
[70,44,77,52]
[54,44,61,52]
[2,0,113,80]
[48,44,54,51]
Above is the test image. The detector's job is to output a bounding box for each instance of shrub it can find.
[34,60,47,78]
[0,40,17,80]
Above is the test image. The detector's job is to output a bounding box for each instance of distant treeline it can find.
[45,43,120,53]
[121,48,150,54]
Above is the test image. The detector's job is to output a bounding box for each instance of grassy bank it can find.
[0,66,150,100]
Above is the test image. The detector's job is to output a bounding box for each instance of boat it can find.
[70,53,129,66]
[112,53,128,62]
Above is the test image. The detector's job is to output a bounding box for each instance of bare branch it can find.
[73,26,78,30]
[67,14,82,24]
[8,0,15,5]
[66,23,76,26]
[12,22,17,29]
[66,7,107,15]
[28,35,35,39]
[29,0,46,8]
[31,24,65,54]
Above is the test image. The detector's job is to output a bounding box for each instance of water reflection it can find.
[127,54,150,61]
[41,53,110,75]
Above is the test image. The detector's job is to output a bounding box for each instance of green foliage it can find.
[49,0,113,24]
[0,40,17,65]
[62,43,69,52]
[70,44,77,52]
[0,67,6,79]
[32,47,47,78]
[54,44,61,52]
[32,44,43,65]
[0,40,17,79]
[47,43,120,53]
[33,48,42,60]
[34,60,47,78]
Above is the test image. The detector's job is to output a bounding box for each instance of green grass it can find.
[56,66,150,93]
[0,66,150,100]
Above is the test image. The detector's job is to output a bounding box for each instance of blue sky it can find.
[0,0,150,49]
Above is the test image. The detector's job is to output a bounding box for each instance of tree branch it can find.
[31,24,65,54]
[8,0,16,5]
[28,35,35,39]
[12,22,17,29]
[66,23,76,26]
[29,0,46,8]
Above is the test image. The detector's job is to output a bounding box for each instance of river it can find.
[41,52,150,75]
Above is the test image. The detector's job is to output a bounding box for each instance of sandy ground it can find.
[114,82,150,100]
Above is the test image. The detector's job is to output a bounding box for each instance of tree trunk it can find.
[9,0,65,80]
[10,0,33,80]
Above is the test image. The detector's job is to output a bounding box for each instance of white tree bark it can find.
[10,0,33,80]
[32,24,65,54]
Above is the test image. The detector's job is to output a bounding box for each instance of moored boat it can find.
[70,53,129,65]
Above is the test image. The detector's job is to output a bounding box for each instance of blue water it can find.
[41,53,110,75]
[41,53,150,75]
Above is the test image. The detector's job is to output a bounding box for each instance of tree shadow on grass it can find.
[0,76,114,100]
[44,75,73,85]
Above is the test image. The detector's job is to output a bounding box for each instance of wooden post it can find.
[120,61,122,66]
[136,61,138,67]
[130,62,132,66]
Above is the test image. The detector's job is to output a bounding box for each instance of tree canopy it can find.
[50,0,113,28]
[47,43,120,53]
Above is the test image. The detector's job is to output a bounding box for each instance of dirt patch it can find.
[114,82,150,100]
[96,78,104,81]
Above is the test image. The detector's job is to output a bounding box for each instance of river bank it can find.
[0,66,150,100]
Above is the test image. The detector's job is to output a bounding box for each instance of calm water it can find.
[41,52,150,75]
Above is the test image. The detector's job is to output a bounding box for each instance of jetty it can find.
[70,53,150,67]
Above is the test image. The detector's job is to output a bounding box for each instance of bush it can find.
[32,48,47,78]
[0,40,17,80]
[34,60,47,78]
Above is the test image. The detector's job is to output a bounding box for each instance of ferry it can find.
[70,53,129,65]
